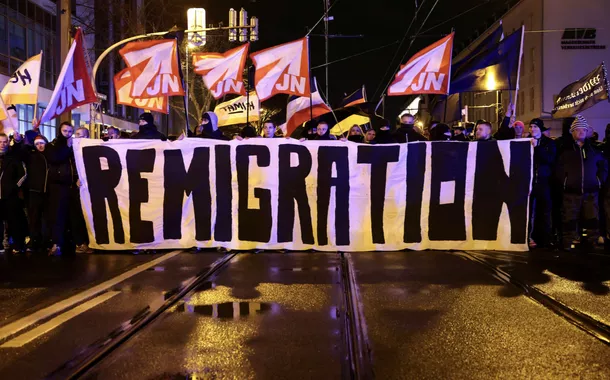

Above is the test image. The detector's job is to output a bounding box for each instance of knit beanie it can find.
[569,115,588,133]
[529,118,547,132]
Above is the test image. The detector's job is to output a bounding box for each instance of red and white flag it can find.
[388,33,454,96]
[114,68,168,114]
[192,44,248,99]
[119,39,184,98]
[286,79,331,135]
[250,37,311,101]
[38,29,96,126]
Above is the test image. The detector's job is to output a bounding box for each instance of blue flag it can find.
[450,26,523,94]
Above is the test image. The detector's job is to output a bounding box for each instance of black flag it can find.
[552,63,610,119]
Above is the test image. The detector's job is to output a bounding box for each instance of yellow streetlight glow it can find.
[485,69,497,91]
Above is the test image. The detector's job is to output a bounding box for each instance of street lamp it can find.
[187,8,206,47]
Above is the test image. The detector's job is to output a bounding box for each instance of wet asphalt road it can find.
[0,249,608,379]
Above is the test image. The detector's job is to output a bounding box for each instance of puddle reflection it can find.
[173,302,279,319]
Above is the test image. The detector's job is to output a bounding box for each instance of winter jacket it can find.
[556,140,608,194]
[131,124,167,140]
[375,129,397,144]
[533,135,556,184]
[192,112,229,140]
[452,133,468,142]
[0,150,26,199]
[393,124,427,143]
[47,135,77,187]
[13,143,50,193]
[493,117,514,140]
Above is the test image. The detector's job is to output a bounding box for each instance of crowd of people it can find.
[1,106,609,255]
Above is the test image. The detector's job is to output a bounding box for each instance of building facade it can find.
[0,0,138,140]
[457,0,609,136]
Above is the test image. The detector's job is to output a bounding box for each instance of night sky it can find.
[168,0,517,118]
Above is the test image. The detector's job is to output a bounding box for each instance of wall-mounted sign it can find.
[561,28,606,50]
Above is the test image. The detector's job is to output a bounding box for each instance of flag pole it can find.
[175,36,190,137]
[511,25,525,124]
[33,50,43,127]
[603,61,610,101]
[307,36,313,121]
[0,96,17,134]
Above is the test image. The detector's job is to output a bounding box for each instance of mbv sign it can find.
[73,139,533,251]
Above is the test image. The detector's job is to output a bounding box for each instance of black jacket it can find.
[47,135,77,187]
[556,140,608,194]
[0,151,26,199]
[375,129,397,144]
[131,124,167,141]
[533,135,556,184]
[494,117,514,140]
[393,124,427,143]
[452,133,468,142]
[13,142,50,193]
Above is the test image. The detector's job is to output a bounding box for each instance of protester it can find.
[313,121,334,140]
[0,132,28,254]
[107,127,121,139]
[238,124,258,139]
[262,121,277,138]
[375,120,396,144]
[46,122,80,256]
[132,113,167,140]
[347,125,364,143]
[556,115,608,251]
[429,123,452,141]
[452,125,468,141]
[74,127,90,139]
[394,113,427,143]
[528,118,556,249]
[475,120,495,141]
[22,135,51,253]
[364,128,376,144]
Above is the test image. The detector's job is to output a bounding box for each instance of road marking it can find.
[0,250,183,342]
[1,291,121,348]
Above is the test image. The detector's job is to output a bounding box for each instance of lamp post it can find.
[185,8,207,129]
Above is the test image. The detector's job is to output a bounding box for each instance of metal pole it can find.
[324,0,330,101]
[56,0,72,127]
[186,44,189,128]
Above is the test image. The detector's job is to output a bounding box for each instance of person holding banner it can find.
[262,121,278,138]
[394,114,427,143]
[132,113,167,141]
[193,112,229,140]
[556,116,608,252]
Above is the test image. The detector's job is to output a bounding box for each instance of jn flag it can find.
[388,33,454,96]
[192,44,249,99]
[250,37,311,101]
[552,63,610,119]
[38,29,96,126]
[1,52,42,105]
[119,39,184,98]
[114,68,169,114]
[450,26,523,94]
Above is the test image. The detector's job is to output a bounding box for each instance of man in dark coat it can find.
[528,118,556,248]
[556,115,608,251]
[132,113,167,140]
[393,114,427,143]
[0,132,28,254]
[452,125,468,141]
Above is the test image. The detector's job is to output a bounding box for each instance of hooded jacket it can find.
[393,123,427,143]
[132,122,167,141]
[14,142,49,193]
[556,139,607,194]
[195,112,229,140]
[375,129,397,144]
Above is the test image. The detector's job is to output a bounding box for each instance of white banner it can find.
[214,92,260,127]
[73,139,533,252]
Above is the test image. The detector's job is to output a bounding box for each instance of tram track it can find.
[457,250,610,346]
[47,252,237,380]
[339,252,374,380]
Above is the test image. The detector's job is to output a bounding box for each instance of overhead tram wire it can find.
[377,0,441,100]
[419,0,499,35]
[306,0,342,37]
[311,40,400,70]
[372,0,429,100]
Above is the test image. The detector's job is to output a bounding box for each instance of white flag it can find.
[1,52,42,105]
[213,92,260,127]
